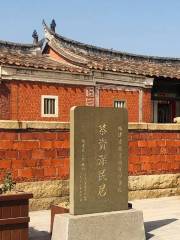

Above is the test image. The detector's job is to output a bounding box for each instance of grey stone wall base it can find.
[16,180,69,211]
[51,210,145,240]
[15,173,180,211]
[30,196,69,211]
[129,188,179,200]
[129,174,180,191]
[16,180,69,199]
[129,173,180,200]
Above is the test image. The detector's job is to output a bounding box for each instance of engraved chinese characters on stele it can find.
[70,106,128,215]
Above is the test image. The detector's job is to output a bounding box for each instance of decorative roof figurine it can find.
[32,30,39,45]
[50,19,56,33]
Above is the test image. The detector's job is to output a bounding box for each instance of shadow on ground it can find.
[29,227,50,240]
[145,218,178,239]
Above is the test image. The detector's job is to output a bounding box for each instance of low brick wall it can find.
[0,121,179,209]
[0,121,69,181]
[129,126,180,175]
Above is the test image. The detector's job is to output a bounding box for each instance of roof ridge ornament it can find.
[42,19,46,27]
[32,30,38,45]
[50,19,56,33]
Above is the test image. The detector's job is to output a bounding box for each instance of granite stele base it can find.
[51,209,146,240]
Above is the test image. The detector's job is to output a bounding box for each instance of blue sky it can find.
[1,0,180,57]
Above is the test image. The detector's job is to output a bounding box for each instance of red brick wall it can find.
[0,128,179,182]
[0,82,10,119]
[128,131,180,175]
[1,81,153,123]
[0,130,69,181]
[99,89,140,122]
[10,81,86,121]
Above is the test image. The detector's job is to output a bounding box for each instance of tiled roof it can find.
[86,57,180,78]
[0,41,89,73]
[43,23,180,79]
[0,39,42,53]
[1,22,180,79]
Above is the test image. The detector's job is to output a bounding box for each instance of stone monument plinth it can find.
[52,210,145,240]
[52,106,145,240]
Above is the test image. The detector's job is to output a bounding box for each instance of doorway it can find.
[157,100,176,123]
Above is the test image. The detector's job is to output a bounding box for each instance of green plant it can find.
[1,171,16,194]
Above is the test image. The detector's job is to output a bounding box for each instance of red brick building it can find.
[0,21,179,208]
[0,20,179,123]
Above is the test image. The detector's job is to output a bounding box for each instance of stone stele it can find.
[70,106,128,215]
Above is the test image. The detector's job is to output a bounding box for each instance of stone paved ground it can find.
[133,196,180,240]
[29,210,50,240]
[29,196,180,240]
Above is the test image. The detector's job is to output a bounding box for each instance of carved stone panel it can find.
[70,106,128,215]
